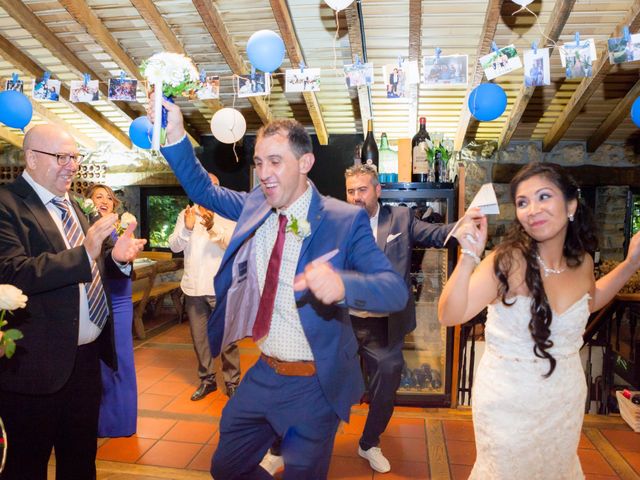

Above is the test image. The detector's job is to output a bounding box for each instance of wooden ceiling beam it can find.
[30,101,97,150]
[129,0,223,122]
[542,0,640,152]
[57,0,200,146]
[0,125,24,148]
[454,0,504,151]
[408,0,422,137]
[498,0,575,149]
[192,0,273,124]
[270,0,328,145]
[345,3,370,129]
[0,33,132,148]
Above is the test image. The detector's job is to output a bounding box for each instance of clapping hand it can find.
[112,221,147,263]
[184,205,196,231]
[200,209,214,230]
[84,213,119,260]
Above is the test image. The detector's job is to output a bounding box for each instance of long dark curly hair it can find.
[493,162,597,377]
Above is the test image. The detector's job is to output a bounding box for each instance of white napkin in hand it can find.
[444,183,500,246]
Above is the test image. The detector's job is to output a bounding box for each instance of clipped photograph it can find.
[608,33,640,64]
[237,72,270,98]
[383,64,408,99]
[423,54,468,86]
[32,78,61,101]
[285,68,320,93]
[108,77,138,101]
[560,38,597,79]
[196,75,220,100]
[480,45,522,80]
[5,79,24,93]
[523,48,551,87]
[70,79,99,103]
[344,62,374,88]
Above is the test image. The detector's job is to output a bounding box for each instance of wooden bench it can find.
[132,252,184,339]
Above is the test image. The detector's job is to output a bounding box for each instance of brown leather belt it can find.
[260,353,316,376]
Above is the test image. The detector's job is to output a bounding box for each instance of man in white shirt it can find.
[169,173,240,401]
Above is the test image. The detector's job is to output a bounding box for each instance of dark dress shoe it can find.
[191,382,217,401]
[225,383,238,398]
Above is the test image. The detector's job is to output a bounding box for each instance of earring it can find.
[568,214,574,222]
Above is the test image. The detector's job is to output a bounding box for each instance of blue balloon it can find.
[631,97,640,128]
[129,116,152,149]
[247,30,285,73]
[468,83,507,122]
[0,90,33,130]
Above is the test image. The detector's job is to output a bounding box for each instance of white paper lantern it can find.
[325,0,354,11]
[512,0,534,6]
[210,108,246,144]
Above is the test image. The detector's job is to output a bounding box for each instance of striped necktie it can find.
[50,197,109,329]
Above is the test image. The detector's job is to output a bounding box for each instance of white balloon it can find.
[512,0,534,5]
[325,0,354,11]
[210,108,246,144]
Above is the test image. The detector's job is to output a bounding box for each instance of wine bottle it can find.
[360,119,379,170]
[433,137,442,183]
[412,117,431,182]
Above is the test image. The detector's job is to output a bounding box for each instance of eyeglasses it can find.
[30,149,85,166]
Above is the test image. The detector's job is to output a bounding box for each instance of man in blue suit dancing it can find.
[155,100,408,479]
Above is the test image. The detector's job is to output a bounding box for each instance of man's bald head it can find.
[23,124,75,154]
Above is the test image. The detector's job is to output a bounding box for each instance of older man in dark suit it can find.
[344,163,479,473]
[0,124,145,479]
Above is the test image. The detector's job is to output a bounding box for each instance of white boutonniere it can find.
[76,197,98,218]
[115,212,137,236]
[286,215,311,240]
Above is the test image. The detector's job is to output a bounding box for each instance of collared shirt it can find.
[21,171,101,344]
[168,206,235,297]
[350,203,388,319]
[256,183,314,361]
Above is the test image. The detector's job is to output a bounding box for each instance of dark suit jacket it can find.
[161,137,408,421]
[0,176,119,395]
[376,204,454,346]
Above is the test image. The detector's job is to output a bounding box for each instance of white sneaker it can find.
[358,446,391,473]
[259,451,284,475]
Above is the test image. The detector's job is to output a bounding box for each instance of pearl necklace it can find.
[536,254,566,277]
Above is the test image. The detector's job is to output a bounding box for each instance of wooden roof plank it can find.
[30,100,97,150]
[192,0,273,124]
[542,0,640,152]
[0,33,132,148]
[0,125,23,148]
[454,0,504,151]
[345,3,370,128]
[498,0,575,149]
[270,0,328,144]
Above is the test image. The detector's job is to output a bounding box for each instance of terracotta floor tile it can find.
[135,416,176,439]
[135,365,173,382]
[163,368,199,384]
[379,434,428,463]
[145,379,192,397]
[137,392,174,411]
[601,429,640,453]
[383,417,426,439]
[446,439,476,466]
[328,454,374,479]
[207,432,220,447]
[135,377,157,394]
[374,460,429,479]
[188,444,215,472]
[96,436,156,463]
[579,449,616,476]
[443,420,475,442]
[136,439,202,469]
[332,433,361,458]
[579,432,596,449]
[620,450,640,474]
[203,397,231,417]
[164,420,217,444]
[584,475,621,480]
[341,414,367,435]
[450,463,472,480]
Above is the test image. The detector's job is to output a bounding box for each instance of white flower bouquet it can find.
[116,212,137,236]
[0,284,26,359]
[140,52,199,148]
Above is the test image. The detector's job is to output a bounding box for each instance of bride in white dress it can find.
[440,162,640,479]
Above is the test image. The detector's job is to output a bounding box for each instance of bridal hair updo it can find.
[492,162,597,377]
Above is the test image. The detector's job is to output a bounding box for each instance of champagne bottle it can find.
[412,117,431,182]
[360,119,379,169]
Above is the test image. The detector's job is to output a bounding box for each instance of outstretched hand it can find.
[146,97,185,145]
[84,213,118,260]
[293,261,345,305]
[112,221,147,263]
[452,207,488,256]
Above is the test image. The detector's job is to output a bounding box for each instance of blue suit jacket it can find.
[161,138,408,421]
[375,205,454,346]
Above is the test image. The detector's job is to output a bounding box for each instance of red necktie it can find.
[252,214,288,343]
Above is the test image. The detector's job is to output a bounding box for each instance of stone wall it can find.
[460,140,639,261]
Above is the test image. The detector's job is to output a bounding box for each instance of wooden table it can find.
[132,258,183,339]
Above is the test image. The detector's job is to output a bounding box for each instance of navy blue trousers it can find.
[211,357,340,480]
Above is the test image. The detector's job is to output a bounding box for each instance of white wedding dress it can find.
[469,293,589,480]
